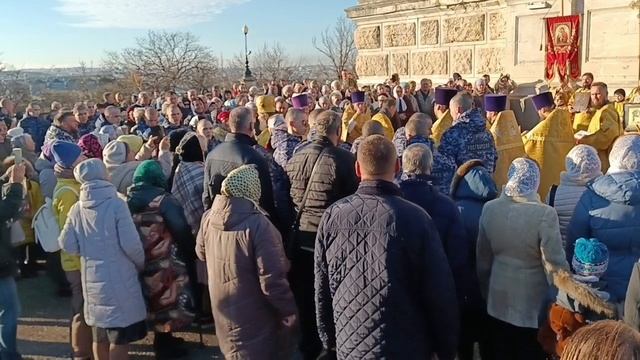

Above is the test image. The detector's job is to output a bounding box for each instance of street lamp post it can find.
[242,25,255,83]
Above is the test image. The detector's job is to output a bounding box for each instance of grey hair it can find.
[449,92,474,113]
[402,143,433,175]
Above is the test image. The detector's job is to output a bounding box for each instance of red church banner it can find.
[545,15,581,82]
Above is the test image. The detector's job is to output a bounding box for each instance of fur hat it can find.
[449,159,486,195]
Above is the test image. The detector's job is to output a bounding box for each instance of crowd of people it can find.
[1,68,640,360]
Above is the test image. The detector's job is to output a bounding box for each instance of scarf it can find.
[221,164,261,203]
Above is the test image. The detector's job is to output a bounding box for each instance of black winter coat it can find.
[0,184,24,278]
[315,180,459,360]
[202,133,276,220]
[286,137,358,251]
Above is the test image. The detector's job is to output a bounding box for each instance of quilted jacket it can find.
[567,170,640,302]
[432,108,497,195]
[315,180,459,360]
[286,137,358,251]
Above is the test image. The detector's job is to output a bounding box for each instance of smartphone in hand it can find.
[12,148,22,165]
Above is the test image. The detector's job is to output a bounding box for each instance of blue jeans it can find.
[0,276,20,360]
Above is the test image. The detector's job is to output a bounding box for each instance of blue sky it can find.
[2,0,357,69]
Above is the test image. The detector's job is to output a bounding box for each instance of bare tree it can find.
[254,42,301,81]
[313,16,357,79]
[104,31,219,91]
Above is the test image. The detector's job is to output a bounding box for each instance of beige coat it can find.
[477,192,569,328]
[196,195,297,360]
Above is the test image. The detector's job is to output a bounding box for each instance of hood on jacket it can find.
[108,162,140,194]
[79,179,119,209]
[209,194,262,230]
[589,171,640,205]
[451,159,498,202]
[74,158,108,184]
[553,269,616,318]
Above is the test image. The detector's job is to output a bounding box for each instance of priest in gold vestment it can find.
[430,87,458,147]
[576,82,623,173]
[523,92,576,200]
[486,94,525,190]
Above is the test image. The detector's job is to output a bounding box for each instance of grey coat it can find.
[59,179,147,328]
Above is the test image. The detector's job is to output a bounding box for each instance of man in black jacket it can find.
[315,135,459,360]
[285,110,358,359]
[0,163,26,359]
[202,107,276,220]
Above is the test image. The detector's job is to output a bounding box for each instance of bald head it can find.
[229,107,254,135]
[357,135,398,181]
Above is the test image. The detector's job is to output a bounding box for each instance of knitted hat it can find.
[74,158,108,184]
[504,158,540,197]
[102,140,129,166]
[176,132,204,163]
[572,238,609,278]
[133,160,166,188]
[221,164,261,203]
[51,141,83,169]
[117,135,144,154]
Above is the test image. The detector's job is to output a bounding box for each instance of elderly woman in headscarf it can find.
[477,157,569,359]
[548,145,602,246]
[196,165,297,360]
[567,134,640,305]
[126,160,197,358]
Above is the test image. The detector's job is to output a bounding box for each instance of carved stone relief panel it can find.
[420,19,439,45]
[452,49,473,74]
[443,14,485,43]
[383,22,417,47]
[489,12,506,40]
[391,53,409,75]
[477,47,505,74]
[412,51,448,75]
[355,26,381,49]
[356,54,389,76]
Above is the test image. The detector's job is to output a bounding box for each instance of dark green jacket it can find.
[0,183,25,278]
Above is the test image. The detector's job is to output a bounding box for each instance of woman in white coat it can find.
[59,158,147,360]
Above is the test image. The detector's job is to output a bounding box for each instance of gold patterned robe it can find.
[523,108,575,200]
[490,110,526,190]
[431,110,453,147]
[579,103,623,173]
[341,105,371,144]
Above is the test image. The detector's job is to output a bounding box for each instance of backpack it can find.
[132,195,195,332]
[31,186,78,253]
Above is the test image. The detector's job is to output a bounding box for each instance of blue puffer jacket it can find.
[567,170,640,302]
[432,108,497,195]
[450,160,499,310]
[315,180,459,360]
[399,174,474,307]
[18,116,50,152]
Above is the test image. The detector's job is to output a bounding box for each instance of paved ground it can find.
[16,274,223,359]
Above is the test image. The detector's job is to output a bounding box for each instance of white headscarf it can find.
[504,158,540,197]
[608,134,640,174]
[563,145,602,184]
[393,85,407,113]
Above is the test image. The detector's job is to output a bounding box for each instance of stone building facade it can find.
[347,0,640,91]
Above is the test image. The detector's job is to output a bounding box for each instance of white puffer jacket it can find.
[548,176,590,247]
